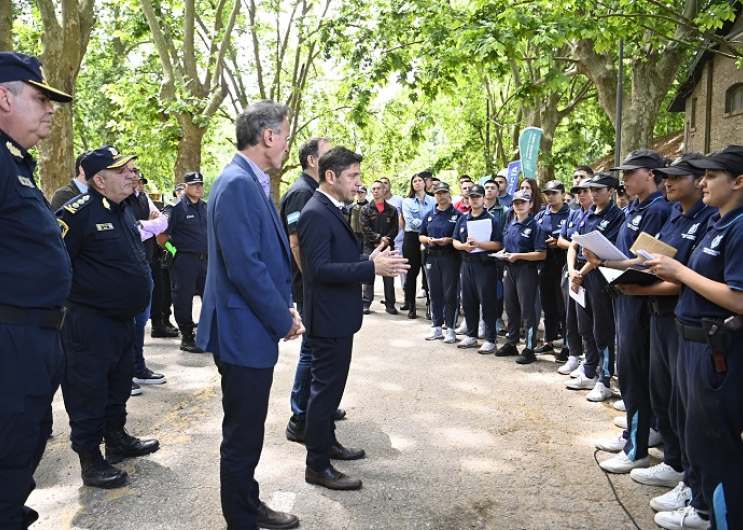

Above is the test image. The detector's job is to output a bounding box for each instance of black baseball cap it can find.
[686,145,743,176]
[184,172,204,184]
[542,180,565,193]
[0,52,73,102]
[611,149,667,171]
[468,184,485,197]
[654,153,707,178]
[81,145,137,180]
[512,190,532,203]
[432,182,450,193]
[584,172,619,189]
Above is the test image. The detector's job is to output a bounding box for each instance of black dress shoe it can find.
[334,408,347,421]
[400,302,410,311]
[180,334,205,353]
[362,307,371,315]
[104,428,160,464]
[286,419,305,444]
[385,306,398,315]
[516,348,537,365]
[407,306,417,319]
[256,501,299,529]
[305,465,362,490]
[328,442,365,460]
[79,449,128,489]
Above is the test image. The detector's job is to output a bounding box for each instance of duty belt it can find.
[461,253,492,264]
[425,248,456,257]
[507,259,535,267]
[0,304,66,330]
[648,296,678,316]
[674,320,706,343]
[179,252,208,260]
[65,302,131,322]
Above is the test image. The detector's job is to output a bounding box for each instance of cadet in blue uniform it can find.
[452,184,502,353]
[646,146,743,530]
[58,146,159,490]
[535,180,571,360]
[159,171,208,353]
[419,182,463,344]
[0,52,73,530]
[606,155,716,513]
[565,173,624,402]
[556,184,592,374]
[595,149,671,474]
[494,190,547,364]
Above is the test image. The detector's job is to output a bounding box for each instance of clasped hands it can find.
[284,307,305,342]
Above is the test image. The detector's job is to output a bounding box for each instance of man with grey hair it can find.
[197,100,303,530]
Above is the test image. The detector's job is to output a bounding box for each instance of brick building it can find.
[669,10,743,151]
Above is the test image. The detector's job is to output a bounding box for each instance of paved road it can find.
[30,297,664,530]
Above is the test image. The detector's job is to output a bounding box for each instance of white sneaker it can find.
[649,428,663,447]
[417,289,426,298]
[426,327,444,341]
[654,506,708,530]
[631,462,684,488]
[443,328,457,344]
[557,356,580,375]
[613,399,626,411]
[455,322,468,335]
[650,482,692,512]
[477,341,496,354]
[569,362,585,378]
[456,336,479,349]
[599,452,651,474]
[565,374,597,390]
[596,432,626,453]
[586,381,612,402]
[614,416,627,429]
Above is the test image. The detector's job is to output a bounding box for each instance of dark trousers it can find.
[461,261,498,342]
[148,254,172,322]
[214,355,273,530]
[538,262,566,342]
[677,336,743,528]
[403,232,425,303]
[134,271,154,373]
[289,303,313,422]
[61,310,134,453]
[576,270,614,385]
[614,295,652,460]
[425,253,460,328]
[0,324,63,530]
[650,314,683,472]
[503,264,539,348]
[362,276,395,309]
[561,266,583,357]
[171,254,207,333]
[305,334,354,471]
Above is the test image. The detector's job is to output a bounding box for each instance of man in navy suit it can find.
[298,147,409,490]
[197,101,303,530]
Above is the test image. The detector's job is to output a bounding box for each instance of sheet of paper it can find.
[467,219,492,253]
[569,285,586,308]
[598,266,623,284]
[572,230,629,261]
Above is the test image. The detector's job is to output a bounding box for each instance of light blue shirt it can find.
[402,194,436,232]
[73,178,88,194]
[237,152,271,199]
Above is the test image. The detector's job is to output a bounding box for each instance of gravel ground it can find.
[29,295,666,530]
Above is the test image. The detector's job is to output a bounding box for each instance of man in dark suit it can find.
[298,146,409,490]
[50,150,91,209]
[197,100,303,530]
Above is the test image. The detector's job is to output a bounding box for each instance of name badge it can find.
[186,214,195,219]
[96,223,115,231]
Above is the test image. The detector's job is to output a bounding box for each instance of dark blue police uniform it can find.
[0,130,72,530]
[420,205,463,329]
[500,214,546,350]
[574,202,624,387]
[536,203,571,345]
[166,196,208,336]
[559,207,588,360]
[613,191,670,461]
[648,200,716,482]
[674,204,743,528]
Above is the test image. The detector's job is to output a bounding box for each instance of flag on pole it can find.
[518,127,543,179]
[506,161,521,195]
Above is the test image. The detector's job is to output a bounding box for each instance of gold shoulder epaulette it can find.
[63,194,92,214]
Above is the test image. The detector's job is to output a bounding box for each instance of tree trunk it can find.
[0,0,12,51]
[37,108,75,194]
[173,117,207,183]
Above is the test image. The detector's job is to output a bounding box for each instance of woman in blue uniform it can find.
[566,173,625,402]
[646,147,743,530]
[494,190,547,364]
[401,174,436,318]
[419,182,463,343]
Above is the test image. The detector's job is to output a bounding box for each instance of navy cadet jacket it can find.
[57,188,151,320]
[165,196,208,254]
[298,191,376,338]
[536,203,571,265]
[616,191,670,256]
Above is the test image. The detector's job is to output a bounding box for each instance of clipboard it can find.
[630,232,677,258]
[599,266,660,286]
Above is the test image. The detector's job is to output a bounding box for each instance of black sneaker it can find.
[133,368,166,385]
[534,344,554,354]
[131,382,142,396]
[516,348,537,365]
[554,348,570,363]
[495,343,518,357]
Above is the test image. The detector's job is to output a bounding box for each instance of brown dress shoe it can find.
[256,502,299,529]
[305,465,362,490]
[328,442,365,460]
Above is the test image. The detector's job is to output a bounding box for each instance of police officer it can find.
[646,146,743,530]
[495,190,547,364]
[535,180,571,360]
[419,182,463,343]
[452,184,503,354]
[594,149,671,474]
[158,171,208,352]
[57,145,159,489]
[0,51,73,530]
[565,174,624,402]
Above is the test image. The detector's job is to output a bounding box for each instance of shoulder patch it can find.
[63,194,92,215]
[17,176,34,188]
[287,211,300,225]
[6,141,22,158]
[58,219,69,238]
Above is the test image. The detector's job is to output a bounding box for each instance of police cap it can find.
[542,180,565,193]
[432,182,450,194]
[184,171,204,184]
[512,190,531,203]
[610,149,666,171]
[0,52,73,102]
[654,153,707,178]
[468,184,485,197]
[686,145,743,176]
[584,172,619,189]
[82,145,137,180]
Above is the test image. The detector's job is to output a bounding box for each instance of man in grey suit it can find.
[197,101,303,530]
